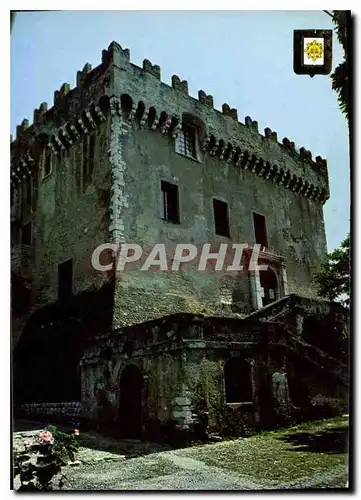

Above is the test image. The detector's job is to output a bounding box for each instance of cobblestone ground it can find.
[12,419,349,491]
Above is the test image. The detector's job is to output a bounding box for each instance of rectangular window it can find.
[58,259,73,301]
[176,124,197,159]
[253,212,268,248]
[44,151,52,177]
[213,199,230,237]
[21,222,32,245]
[83,134,95,189]
[161,181,180,224]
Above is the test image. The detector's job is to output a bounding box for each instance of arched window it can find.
[120,94,133,116]
[175,113,206,162]
[224,357,253,403]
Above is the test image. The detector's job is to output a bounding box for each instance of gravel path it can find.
[13,421,349,491]
[62,447,347,491]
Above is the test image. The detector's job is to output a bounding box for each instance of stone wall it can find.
[112,123,327,326]
[32,118,111,308]
[79,315,280,437]
[20,402,82,423]
[11,40,329,340]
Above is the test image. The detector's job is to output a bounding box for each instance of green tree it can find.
[314,234,350,306]
[330,11,350,125]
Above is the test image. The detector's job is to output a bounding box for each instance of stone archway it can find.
[118,364,143,438]
[260,267,279,307]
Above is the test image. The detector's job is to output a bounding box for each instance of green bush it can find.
[13,426,80,490]
[310,394,348,419]
[46,425,80,464]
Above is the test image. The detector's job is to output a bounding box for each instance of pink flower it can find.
[73,429,80,436]
[37,430,54,445]
[24,440,32,449]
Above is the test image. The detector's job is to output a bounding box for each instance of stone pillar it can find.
[280,264,289,296]
[249,270,263,310]
[172,387,194,431]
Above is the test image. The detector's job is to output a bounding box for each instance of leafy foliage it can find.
[314,234,350,306]
[46,424,80,464]
[331,11,349,124]
[13,426,80,490]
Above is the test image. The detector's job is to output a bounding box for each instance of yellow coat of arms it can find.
[304,40,324,62]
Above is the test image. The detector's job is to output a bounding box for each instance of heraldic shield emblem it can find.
[294,29,333,77]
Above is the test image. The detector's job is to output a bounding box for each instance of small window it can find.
[213,199,230,237]
[21,222,32,245]
[83,134,95,189]
[253,212,268,248]
[161,181,180,224]
[176,124,198,160]
[58,259,73,301]
[43,150,52,178]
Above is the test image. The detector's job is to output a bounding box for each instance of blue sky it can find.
[10,10,350,251]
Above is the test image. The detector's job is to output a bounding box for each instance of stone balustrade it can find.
[21,401,82,420]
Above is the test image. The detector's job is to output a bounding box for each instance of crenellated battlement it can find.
[11,40,329,203]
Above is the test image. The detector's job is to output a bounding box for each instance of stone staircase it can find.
[244,294,349,386]
[245,295,293,323]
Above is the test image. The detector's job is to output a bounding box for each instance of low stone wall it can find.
[20,402,82,423]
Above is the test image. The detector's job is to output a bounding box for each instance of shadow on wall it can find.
[13,280,116,405]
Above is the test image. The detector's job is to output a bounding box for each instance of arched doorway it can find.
[260,267,279,307]
[118,364,143,438]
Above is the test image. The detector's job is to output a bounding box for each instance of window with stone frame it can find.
[253,212,268,249]
[224,357,253,403]
[161,180,180,224]
[213,199,230,237]
[176,123,198,160]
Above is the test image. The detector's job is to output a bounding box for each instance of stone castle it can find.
[11,42,347,440]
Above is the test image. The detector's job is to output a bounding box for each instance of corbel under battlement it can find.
[11,40,329,202]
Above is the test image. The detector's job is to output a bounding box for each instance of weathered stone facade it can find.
[12,41,346,439]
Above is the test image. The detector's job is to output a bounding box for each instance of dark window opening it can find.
[26,176,32,213]
[253,212,268,248]
[58,259,73,302]
[224,357,253,403]
[161,181,180,224]
[177,123,197,159]
[21,222,32,245]
[260,268,278,307]
[213,199,230,237]
[44,151,52,177]
[120,94,133,116]
[83,134,95,189]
